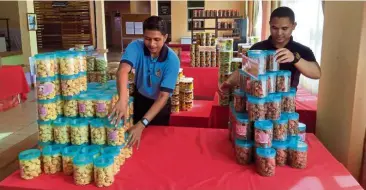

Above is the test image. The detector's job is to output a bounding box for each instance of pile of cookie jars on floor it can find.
[86,49,108,84]
[171,68,184,113]
[190,32,218,68]
[22,48,134,186]
[230,49,308,177]
[217,37,234,106]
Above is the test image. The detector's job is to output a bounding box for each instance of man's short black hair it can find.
[270,6,295,23]
[143,16,168,35]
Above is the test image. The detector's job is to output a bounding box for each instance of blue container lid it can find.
[80,145,101,157]
[290,87,297,93]
[38,97,57,104]
[267,71,277,77]
[247,95,266,104]
[78,72,87,77]
[129,96,134,103]
[287,112,300,120]
[265,50,276,55]
[38,141,53,147]
[96,94,113,101]
[90,118,104,128]
[107,80,116,86]
[73,154,93,166]
[60,74,78,80]
[282,91,296,98]
[257,74,267,81]
[19,149,41,160]
[298,122,306,131]
[289,141,308,152]
[62,145,81,157]
[254,120,273,130]
[274,115,288,125]
[94,155,114,168]
[236,114,249,124]
[272,140,288,149]
[106,90,118,96]
[87,82,100,89]
[70,118,89,127]
[37,120,53,125]
[37,76,56,83]
[267,94,282,102]
[55,95,61,101]
[233,89,245,97]
[53,117,68,127]
[247,50,265,58]
[101,146,120,157]
[63,95,78,101]
[283,70,291,76]
[105,118,124,128]
[256,147,276,158]
[287,135,301,144]
[78,93,93,100]
[42,144,63,156]
[235,139,253,148]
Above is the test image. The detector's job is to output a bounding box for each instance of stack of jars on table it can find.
[190,32,218,68]
[178,77,194,111]
[86,51,108,84]
[229,50,308,177]
[171,68,184,113]
[217,38,234,106]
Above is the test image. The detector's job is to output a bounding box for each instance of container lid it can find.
[90,118,104,128]
[274,114,288,124]
[42,144,63,156]
[267,71,277,77]
[38,97,57,104]
[247,95,266,104]
[55,95,61,100]
[62,145,81,157]
[289,141,308,152]
[80,145,101,157]
[290,87,297,93]
[63,95,78,101]
[37,76,56,83]
[94,155,114,168]
[101,146,120,157]
[107,80,116,86]
[265,50,276,55]
[19,149,41,160]
[53,117,68,127]
[185,77,194,83]
[73,154,93,166]
[283,70,291,76]
[287,112,300,120]
[70,118,89,127]
[78,72,87,77]
[105,118,124,128]
[78,93,93,100]
[60,74,78,80]
[96,94,113,101]
[235,139,253,148]
[233,89,245,97]
[87,82,100,89]
[298,122,306,131]
[247,50,264,58]
[236,114,249,124]
[272,140,288,149]
[270,93,282,102]
[254,120,273,130]
[256,147,276,158]
[37,120,53,126]
[257,74,267,81]
[106,90,118,96]
[282,91,296,98]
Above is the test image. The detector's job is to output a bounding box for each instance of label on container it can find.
[96,103,106,113]
[299,133,306,141]
[108,130,117,141]
[39,106,47,117]
[256,131,270,144]
[236,124,247,136]
[79,103,86,113]
[38,82,54,96]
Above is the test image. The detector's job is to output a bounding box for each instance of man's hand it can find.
[219,81,232,92]
[109,99,128,127]
[275,48,295,63]
[126,122,145,149]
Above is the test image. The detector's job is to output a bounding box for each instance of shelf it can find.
[192,28,216,30]
[217,28,235,31]
[192,16,242,19]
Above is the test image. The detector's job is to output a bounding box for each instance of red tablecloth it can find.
[0,127,361,190]
[170,100,213,128]
[0,65,30,101]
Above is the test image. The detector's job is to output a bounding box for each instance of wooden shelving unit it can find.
[34,1,92,50]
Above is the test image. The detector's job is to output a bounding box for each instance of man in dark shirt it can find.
[220,7,321,91]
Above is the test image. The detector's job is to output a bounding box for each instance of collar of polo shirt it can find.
[143,44,169,62]
[267,36,294,48]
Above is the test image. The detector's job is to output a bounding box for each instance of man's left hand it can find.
[275,48,295,63]
[126,122,145,149]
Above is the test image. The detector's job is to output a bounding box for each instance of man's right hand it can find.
[219,81,232,92]
[109,99,128,127]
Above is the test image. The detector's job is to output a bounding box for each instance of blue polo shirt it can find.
[121,40,180,100]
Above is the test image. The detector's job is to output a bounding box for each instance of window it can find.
[187,1,204,31]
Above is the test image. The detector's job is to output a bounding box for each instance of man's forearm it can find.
[227,70,240,87]
[117,64,130,104]
[294,59,321,79]
[141,93,169,123]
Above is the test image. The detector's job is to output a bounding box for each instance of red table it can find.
[170,100,213,128]
[0,65,30,101]
[0,127,361,190]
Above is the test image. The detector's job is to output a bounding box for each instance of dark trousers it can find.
[133,91,171,126]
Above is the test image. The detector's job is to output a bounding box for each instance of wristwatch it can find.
[292,52,301,65]
[140,118,149,127]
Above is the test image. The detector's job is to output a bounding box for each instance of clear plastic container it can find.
[235,139,253,165]
[247,95,266,121]
[251,74,268,98]
[276,70,291,92]
[88,71,97,82]
[38,120,53,143]
[63,95,78,117]
[180,78,194,92]
[235,114,250,140]
[255,148,276,177]
[62,145,81,175]
[265,93,281,120]
[55,95,63,117]
[273,115,288,141]
[247,50,266,75]
[267,71,277,94]
[282,91,296,112]
[218,90,230,106]
[96,71,108,83]
[38,98,57,121]
[239,70,246,92]
[298,122,306,142]
[121,142,133,159]
[233,89,246,113]
[265,50,279,71]
[205,51,212,67]
[70,118,89,145]
[59,52,78,75]
[76,51,87,73]
[53,117,70,144]
[171,104,179,113]
[106,119,126,146]
[78,93,95,118]
[101,146,122,175]
[34,53,56,78]
[80,145,101,159]
[18,149,42,180]
[218,73,230,84]
[219,51,232,74]
[54,75,61,96]
[90,118,107,145]
[86,55,96,72]
[183,91,194,102]
[42,144,63,174]
[87,82,100,90]
[95,55,107,71]
[73,154,94,185]
[78,72,87,92]
[96,94,113,118]
[288,141,308,169]
[287,112,300,136]
[36,76,57,100]
[60,74,80,96]
[272,140,288,166]
[171,94,179,105]
[94,155,115,187]
[254,120,273,148]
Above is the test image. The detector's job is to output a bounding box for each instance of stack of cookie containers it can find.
[217,38,234,106]
[179,76,194,111]
[190,32,218,68]
[171,68,184,113]
[231,49,309,177]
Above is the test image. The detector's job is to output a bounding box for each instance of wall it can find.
[0,1,20,29]
[317,1,366,179]
[130,1,150,14]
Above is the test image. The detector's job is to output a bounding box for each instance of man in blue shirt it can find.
[109,16,180,148]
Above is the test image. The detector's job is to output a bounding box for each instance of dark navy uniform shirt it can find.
[121,40,180,100]
[249,36,317,88]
